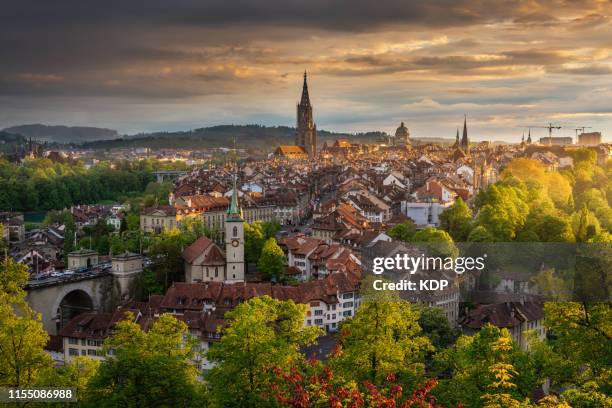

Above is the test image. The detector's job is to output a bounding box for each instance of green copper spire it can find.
[227,173,242,219]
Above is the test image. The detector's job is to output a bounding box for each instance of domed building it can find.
[394,122,410,146]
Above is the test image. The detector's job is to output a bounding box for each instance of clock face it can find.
[231,239,240,247]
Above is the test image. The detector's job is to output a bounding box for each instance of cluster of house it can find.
[5,204,126,276]
[59,266,362,369]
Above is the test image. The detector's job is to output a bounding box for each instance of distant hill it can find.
[81,125,389,151]
[3,124,119,143]
[0,131,27,153]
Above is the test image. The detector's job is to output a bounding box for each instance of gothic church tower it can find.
[295,71,317,156]
[461,115,470,152]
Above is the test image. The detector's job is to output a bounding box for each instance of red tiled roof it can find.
[183,236,218,264]
[461,302,544,330]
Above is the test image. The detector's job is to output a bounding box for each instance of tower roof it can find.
[299,71,311,107]
[227,174,242,220]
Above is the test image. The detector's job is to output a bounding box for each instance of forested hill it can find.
[0,131,27,152]
[81,125,388,150]
[3,123,456,150]
[3,124,119,143]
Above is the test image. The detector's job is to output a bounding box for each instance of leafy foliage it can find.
[0,259,53,387]
[257,237,286,281]
[439,197,473,241]
[85,314,205,407]
[331,289,432,387]
[206,296,321,407]
[0,158,155,212]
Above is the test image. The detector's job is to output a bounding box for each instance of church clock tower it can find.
[225,174,245,282]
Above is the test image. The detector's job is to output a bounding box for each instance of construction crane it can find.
[519,123,562,145]
[573,126,592,136]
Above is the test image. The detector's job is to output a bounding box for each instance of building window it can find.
[343,310,352,317]
[314,319,323,325]
[87,349,97,356]
[314,310,323,316]
[233,226,238,237]
[68,348,79,356]
[343,302,353,308]
[69,338,79,345]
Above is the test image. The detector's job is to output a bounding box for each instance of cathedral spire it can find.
[527,129,532,144]
[461,114,469,150]
[300,70,310,107]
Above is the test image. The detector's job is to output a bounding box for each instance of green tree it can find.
[244,222,265,264]
[261,220,281,240]
[433,325,539,408]
[481,330,531,408]
[544,302,611,388]
[561,382,612,408]
[439,197,473,241]
[573,206,601,242]
[85,313,204,407]
[0,258,53,387]
[412,227,459,258]
[417,306,458,349]
[38,356,100,406]
[332,278,432,387]
[520,213,575,242]
[148,228,189,290]
[257,237,285,281]
[531,269,571,301]
[387,219,417,242]
[125,213,140,231]
[474,183,529,241]
[206,296,321,407]
[468,225,495,242]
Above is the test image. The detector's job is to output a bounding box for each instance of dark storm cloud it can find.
[1,0,611,136]
[0,1,513,32]
[0,0,607,97]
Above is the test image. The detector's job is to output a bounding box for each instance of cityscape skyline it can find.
[1,1,611,141]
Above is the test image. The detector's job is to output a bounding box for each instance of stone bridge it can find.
[26,272,114,335]
[152,170,187,183]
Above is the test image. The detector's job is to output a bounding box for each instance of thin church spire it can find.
[300,70,310,106]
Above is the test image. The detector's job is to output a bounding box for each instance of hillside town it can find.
[1,72,607,376]
[0,73,610,361]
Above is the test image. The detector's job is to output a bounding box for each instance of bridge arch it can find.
[51,286,95,332]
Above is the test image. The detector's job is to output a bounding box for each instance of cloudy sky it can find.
[1,0,611,141]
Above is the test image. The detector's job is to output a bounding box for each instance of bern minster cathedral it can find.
[295,71,317,156]
[275,71,317,159]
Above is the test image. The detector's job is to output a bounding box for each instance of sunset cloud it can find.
[0,0,611,140]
